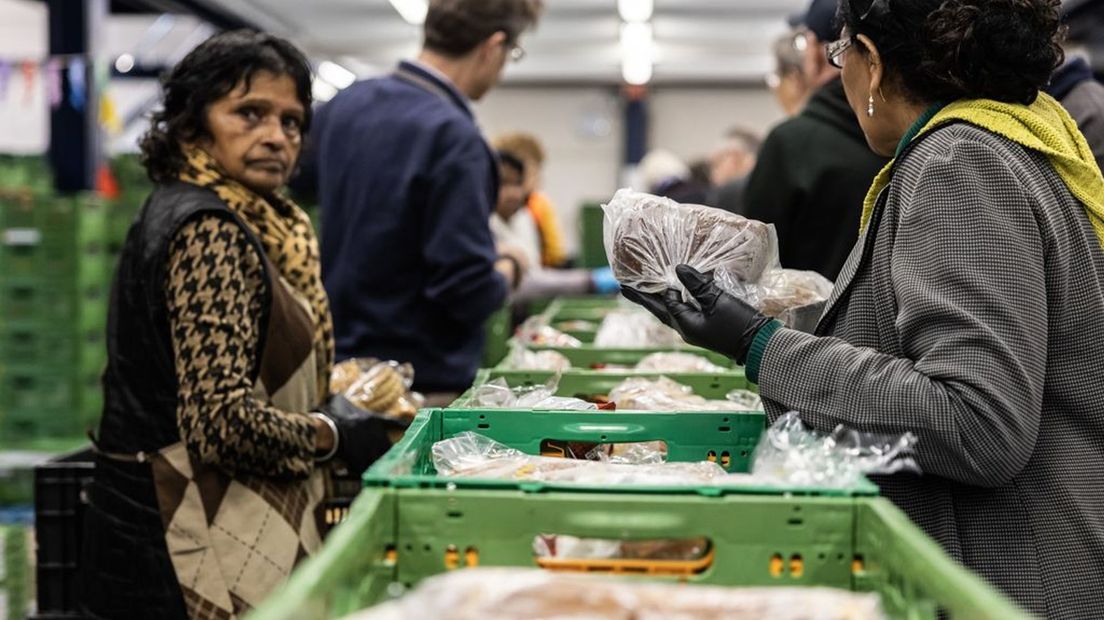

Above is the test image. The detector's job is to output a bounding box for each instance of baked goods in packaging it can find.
[603,189,776,296]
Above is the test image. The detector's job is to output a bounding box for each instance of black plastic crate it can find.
[33,447,94,619]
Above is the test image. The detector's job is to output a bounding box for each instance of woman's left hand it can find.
[621,264,774,364]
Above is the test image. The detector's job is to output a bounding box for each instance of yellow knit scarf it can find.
[860,93,1104,249]
[179,146,334,396]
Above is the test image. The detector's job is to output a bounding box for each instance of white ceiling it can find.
[211,0,810,84]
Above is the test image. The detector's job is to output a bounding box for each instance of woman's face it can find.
[199,70,305,194]
[839,34,899,157]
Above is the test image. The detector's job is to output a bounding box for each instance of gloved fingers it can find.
[675,264,721,307]
[622,287,674,327]
[663,288,700,321]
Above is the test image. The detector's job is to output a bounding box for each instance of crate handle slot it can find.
[535,539,714,577]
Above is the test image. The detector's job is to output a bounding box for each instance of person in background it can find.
[709,127,762,215]
[767,30,812,117]
[1048,46,1104,171]
[638,148,710,205]
[491,152,619,304]
[493,132,569,268]
[307,0,542,404]
[743,0,888,280]
[626,0,1104,615]
[83,31,394,619]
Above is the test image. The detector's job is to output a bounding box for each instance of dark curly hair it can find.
[840,0,1066,105]
[139,30,313,183]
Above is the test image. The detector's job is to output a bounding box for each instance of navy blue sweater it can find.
[310,61,507,392]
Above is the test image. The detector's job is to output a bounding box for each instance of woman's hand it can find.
[621,265,774,364]
[314,395,405,475]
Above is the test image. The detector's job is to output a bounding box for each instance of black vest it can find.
[97,181,273,454]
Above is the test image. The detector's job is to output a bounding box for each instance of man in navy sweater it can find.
[309,0,543,399]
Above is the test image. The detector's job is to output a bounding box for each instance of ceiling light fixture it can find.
[389,0,428,25]
[620,22,654,85]
[618,0,654,23]
[312,79,339,103]
[318,61,356,89]
[114,54,135,74]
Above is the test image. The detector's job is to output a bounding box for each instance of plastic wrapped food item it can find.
[467,377,596,411]
[499,344,572,371]
[348,568,887,620]
[432,432,727,484]
[553,319,598,333]
[603,189,778,299]
[533,534,709,561]
[634,351,727,373]
[747,412,920,489]
[609,376,746,412]
[593,310,684,348]
[330,358,424,421]
[725,389,763,411]
[516,316,582,348]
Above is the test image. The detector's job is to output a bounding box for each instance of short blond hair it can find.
[493,132,546,166]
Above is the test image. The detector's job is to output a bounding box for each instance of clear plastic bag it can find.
[499,344,572,371]
[347,568,887,620]
[330,358,423,421]
[747,412,920,489]
[603,189,833,330]
[603,189,779,300]
[533,534,710,561]
[467,377,596,411]
[515,316,582,348]
[609,376,746,412]
[634,351,727,373]
[593,309,684,348]
[725,389,763,411]
[432,432,726,484]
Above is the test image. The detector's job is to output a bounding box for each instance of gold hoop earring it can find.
[867,95,875,117]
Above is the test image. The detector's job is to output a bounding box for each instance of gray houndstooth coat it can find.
[758,122,1104,618]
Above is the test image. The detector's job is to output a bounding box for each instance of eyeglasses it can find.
[825,37,853,69]
[508,43,526,63]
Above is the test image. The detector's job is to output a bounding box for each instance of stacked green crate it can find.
[0,168,113,442]
[577,201,609,268]
[248,408,1030,620]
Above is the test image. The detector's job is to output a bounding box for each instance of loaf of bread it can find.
[604,189,776,294]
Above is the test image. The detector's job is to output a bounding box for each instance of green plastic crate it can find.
[453,369,751,410]
[249,410,1028,620]
[578,201,609,269]
[481,306,512,368]
[370,407,771,485]
[521,341,739,369]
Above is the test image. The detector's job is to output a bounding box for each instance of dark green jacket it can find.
[744,79,888,280]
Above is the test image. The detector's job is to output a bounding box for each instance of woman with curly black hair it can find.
[82,31,395,619]
[624,1,1104,615]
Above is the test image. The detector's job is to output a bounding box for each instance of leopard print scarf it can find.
[179,146,334,397]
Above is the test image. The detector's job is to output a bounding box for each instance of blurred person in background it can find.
[638,148,710,205]
[83,31,394,619]
[743,0,888,280]
[307,0,543,404]
[1047,25,1104,171]
[491,152,618,306]
[493,132,569,268]
[626,0,1104,614]
[767,30,813,116]
[709,127,762,215]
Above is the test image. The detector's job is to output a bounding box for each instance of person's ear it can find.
[855,34,884,101]
[481,31,508,60]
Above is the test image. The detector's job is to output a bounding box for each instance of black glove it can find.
[316,394,401,476]
[621,264,774,364]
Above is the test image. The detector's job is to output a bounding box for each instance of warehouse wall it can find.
[650,87,786,165]
[0,0,48,154]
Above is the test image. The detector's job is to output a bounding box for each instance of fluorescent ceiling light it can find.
[114,54,135,73]
[621,22,654,85]
[318,61,356,89]
[389,0,428,25]
[618,0,654,23]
